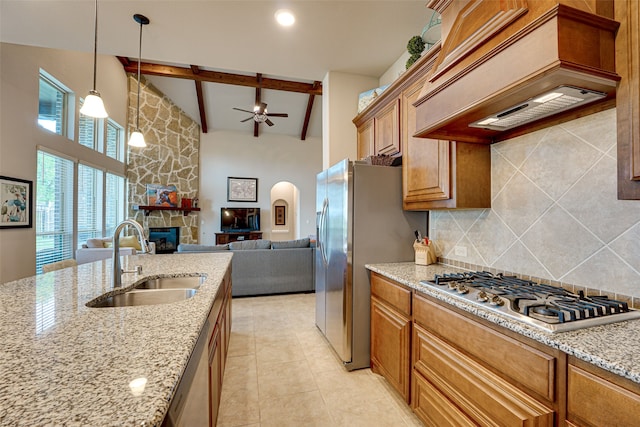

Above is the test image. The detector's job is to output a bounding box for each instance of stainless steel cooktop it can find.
[420,271,640,333]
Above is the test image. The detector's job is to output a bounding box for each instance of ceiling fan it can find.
[233,102,288,126]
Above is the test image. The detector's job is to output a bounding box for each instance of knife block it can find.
[414,240,436,265]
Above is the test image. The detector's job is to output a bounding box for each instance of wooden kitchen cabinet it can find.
[412,293,557,426]
[403,139,491,210]
[355,100,400,159]
[207,267,232,427]
[566,356,640,426]
[370,273,412,402]
[357,118,375,160]
[374,99,400,155]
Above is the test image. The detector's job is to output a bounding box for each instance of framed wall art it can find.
[275,205,286,225]
[0,176,33,229]
[227,177,258,202]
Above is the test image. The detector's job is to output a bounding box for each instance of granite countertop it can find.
[0,252,232,427]
[366,262,640,385]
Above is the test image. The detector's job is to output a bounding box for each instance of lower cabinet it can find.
[207,267,232,427]
[370,273,412,402]
[566,357,640,426]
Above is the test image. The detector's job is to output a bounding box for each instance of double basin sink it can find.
[87,276,204,308]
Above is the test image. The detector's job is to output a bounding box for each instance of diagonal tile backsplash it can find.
[430,109,640,298]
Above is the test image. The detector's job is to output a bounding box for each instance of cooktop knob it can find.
[477,291,488,302]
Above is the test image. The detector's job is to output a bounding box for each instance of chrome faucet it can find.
[112,219,151,287]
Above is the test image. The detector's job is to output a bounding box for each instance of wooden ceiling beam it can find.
[119,60,323,95]
[190,65,208,133]
[301,81,321,141]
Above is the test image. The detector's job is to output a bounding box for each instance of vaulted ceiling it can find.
[0,1,430,139]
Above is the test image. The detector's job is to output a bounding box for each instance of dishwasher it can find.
[162,318,210,427]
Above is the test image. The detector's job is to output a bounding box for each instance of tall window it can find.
[38,73,68,135]
[106,119,124,161]
[36,151,74,274]
[78,99,97,149]
[77,164,104,248]
[105,173,125,237]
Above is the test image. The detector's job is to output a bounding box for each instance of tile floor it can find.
[217,292,424,427]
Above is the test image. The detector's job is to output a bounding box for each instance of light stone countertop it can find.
[0,252,233,427]
[366,262,640,385]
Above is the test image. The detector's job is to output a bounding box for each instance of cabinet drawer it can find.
[371,272,411,316]
[412,369,476,427]
[413,324,554,426]
[413,293,555,401]
[567,362,640,426]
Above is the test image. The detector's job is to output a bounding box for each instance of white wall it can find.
[322,71,378,169]
[0,43,128,283]
[198,130,322,244]
[379,51,411,87]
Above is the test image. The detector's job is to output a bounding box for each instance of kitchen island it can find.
[367,262,640,426]
[0,252,232,426]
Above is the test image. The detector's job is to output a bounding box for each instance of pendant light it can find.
[80,0,108,118]
[128,13,150,147]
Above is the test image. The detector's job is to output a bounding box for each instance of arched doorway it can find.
[270,181,299,241]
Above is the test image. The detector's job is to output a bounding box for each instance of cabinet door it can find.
[403,137,450,207]
[357,118,374,160]
[567,360,640,427]
[375,98,400,155]
[208,327,222,427]
[371,296,411,402]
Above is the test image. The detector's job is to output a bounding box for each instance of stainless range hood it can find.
[469,85,607,131]
[414,3,620,144]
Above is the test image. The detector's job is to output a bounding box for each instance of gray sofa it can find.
[177,238,314,297]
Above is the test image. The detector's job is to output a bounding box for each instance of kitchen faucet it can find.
[112,219,151,287]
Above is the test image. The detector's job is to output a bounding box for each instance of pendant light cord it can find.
[136,19,143,130]
[91,0,98,91]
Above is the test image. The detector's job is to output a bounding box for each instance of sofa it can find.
[76,236,156,265]
[177,238,314,297]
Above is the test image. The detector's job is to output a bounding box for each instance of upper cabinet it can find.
[616,0,640,200]
[414,0,620,144]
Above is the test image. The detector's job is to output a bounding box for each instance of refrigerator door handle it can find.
[319,198,329,266]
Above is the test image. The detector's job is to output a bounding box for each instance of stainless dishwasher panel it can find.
[163,319,210,427]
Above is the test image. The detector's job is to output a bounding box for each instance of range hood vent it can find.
[414,3,620,144]
[469,86,606,131]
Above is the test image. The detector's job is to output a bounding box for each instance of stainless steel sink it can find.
[135,275,204,290]
[87,289,197,308]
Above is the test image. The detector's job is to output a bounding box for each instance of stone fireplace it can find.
[148,227,181,254]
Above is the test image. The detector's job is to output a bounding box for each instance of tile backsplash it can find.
[430,109,640,299]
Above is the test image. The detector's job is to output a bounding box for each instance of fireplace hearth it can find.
[148,227,180,254]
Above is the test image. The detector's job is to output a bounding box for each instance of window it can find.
[36,151,74,274]
[38,74,67,135]
[106,119,124,161]
[78,99,97,149]
[105,173,125,238]
[77,164,103,248]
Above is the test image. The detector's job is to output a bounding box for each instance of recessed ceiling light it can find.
[275,9,295,26]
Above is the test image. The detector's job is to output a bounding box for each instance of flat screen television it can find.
[220,207,260,232]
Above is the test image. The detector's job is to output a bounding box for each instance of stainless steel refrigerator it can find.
[315,158,426,371]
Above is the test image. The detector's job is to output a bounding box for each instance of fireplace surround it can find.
[148,227,180,254]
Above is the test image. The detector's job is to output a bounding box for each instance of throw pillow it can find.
[229,239,272,250]
[118,235,142,250]
[271,238,311,249]
[86,238,106,248]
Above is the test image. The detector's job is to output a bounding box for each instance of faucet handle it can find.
[122,265,143,275]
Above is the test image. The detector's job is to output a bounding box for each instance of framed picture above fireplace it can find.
[148,226,180,254]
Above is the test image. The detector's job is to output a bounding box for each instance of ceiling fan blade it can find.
[265,118,275,127]
[233,107,254,114]
[241,116,254,122]
[266,113,288,117]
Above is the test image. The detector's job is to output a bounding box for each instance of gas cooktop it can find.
[420,271,640,333]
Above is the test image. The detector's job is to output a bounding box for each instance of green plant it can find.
[406,53,421,69]
[407,35,425,55]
